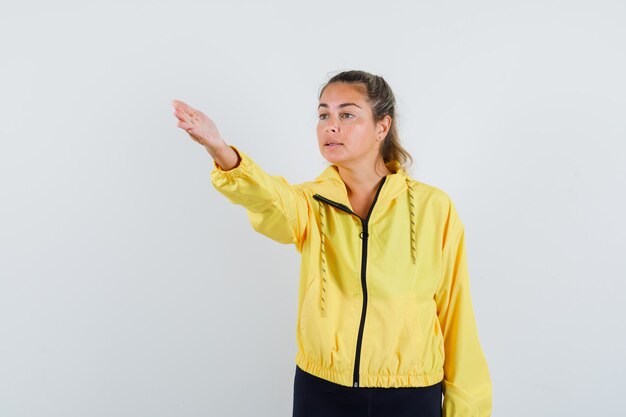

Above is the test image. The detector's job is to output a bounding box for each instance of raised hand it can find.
[172,99,240,170]
[171,99,225,149]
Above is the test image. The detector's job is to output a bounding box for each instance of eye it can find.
[340,113,354,119]
[318,113,329,120]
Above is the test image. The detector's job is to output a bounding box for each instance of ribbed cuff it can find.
[211,145,249,180]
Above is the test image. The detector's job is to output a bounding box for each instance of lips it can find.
[325,142,343,146]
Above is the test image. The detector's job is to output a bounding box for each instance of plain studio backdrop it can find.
[1,0,625,416]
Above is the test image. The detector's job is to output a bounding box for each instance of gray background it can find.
[1,0,625,416]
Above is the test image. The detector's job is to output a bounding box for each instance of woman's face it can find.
[317,82,387,167]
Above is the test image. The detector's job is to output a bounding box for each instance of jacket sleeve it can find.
[434,198,492,417]
[209,145,309,252]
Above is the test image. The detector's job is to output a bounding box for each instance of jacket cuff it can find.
[211,145,248,180]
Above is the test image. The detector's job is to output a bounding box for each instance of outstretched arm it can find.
[172,99,309,251]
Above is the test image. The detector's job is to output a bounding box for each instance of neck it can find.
[336,157,392,197]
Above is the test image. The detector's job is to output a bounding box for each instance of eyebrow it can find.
[318,102,362,110]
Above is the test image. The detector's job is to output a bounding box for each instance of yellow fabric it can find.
[211,145,492,416]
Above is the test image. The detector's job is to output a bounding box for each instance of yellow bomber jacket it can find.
[210,145,492,417]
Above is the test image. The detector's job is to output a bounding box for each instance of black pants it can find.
[292,365,442,417]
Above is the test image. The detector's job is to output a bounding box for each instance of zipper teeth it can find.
[353,219,368,387]
[312,176,387,389]
[353,178,386,388]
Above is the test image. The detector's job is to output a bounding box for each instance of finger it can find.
[172,100,198,118]
[172,99,191,111]
[173,109,190,123]
[174,109,200,126]
[177,122,201,141]
[180,108,199,121]
[184,126,203,143]
[177,120,193,131]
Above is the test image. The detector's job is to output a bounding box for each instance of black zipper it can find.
[312,176,387,388]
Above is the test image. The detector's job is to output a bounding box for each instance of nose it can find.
[325,117,338,133]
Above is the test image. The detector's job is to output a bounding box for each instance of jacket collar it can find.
[312,159,408,213]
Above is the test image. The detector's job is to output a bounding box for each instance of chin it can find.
[320,151,344,165]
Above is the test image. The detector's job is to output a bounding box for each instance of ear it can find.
[376,115,392,141]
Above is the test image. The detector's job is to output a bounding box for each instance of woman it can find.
[172,70,492,417]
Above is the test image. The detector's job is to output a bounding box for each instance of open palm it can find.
[172,99,223,148]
